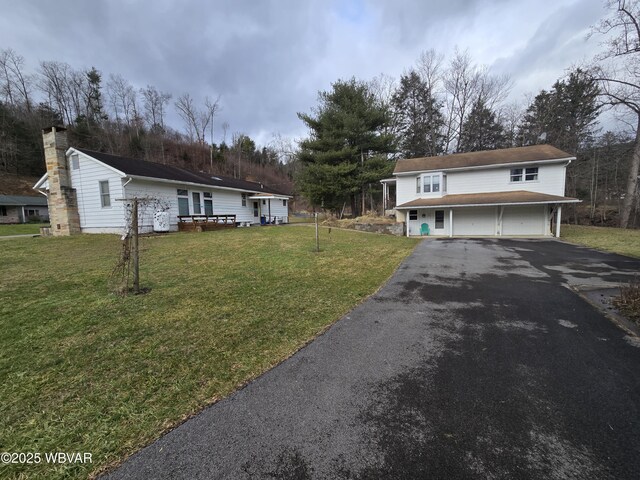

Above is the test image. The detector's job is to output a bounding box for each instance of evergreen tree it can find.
[85,66,107,125]
[458,98,506,152]
[517,69,600,153]
[391,70,444,157]
[297,78,395,215]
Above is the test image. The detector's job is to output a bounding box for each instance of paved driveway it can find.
[105,239,640,480]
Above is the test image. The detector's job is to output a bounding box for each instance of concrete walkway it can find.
[104,239,640,479]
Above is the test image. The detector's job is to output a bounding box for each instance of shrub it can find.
[614,278,640,323]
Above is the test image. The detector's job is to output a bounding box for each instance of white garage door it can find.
[452,207,496,236]
[502,205,546,235]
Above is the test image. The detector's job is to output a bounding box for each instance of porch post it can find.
[498,206,504,236]
[555,205,562,238]
[449,209,453,237]
[382,182,387,213]
[268,199,271,222]
[406,212,409,238]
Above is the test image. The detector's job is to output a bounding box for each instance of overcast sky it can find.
[0,0,609,146]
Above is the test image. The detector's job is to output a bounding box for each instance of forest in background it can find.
[1,1,639,227]
[0,55,295,194]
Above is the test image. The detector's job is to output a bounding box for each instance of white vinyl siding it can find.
[446,163,566,196]
[69,151,126,231]
[99,181,111,207]
[396,163,567,208]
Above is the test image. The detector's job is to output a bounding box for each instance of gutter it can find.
[126,174,292,197]
[395,199,582,209]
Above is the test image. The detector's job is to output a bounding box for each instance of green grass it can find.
[561,225,640,259]
[0,223,48,236]
[0,226,418,479]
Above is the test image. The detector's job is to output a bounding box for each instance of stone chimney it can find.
[42,126,81,235]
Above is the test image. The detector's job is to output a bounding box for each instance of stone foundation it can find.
[353,222,405,236]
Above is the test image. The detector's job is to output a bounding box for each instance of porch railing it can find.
[177,214,237,232]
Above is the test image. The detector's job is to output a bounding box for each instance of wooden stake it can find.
[132,198,140,293]
[315,212,319,252]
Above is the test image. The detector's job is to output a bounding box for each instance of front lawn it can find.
[561,225,640,258]
[0,223,48,236]
[0,226,418,479]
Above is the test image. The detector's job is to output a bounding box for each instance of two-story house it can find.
[382,145,580,237]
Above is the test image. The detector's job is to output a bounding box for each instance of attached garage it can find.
[502,205,547,236]
[452,207,496,236]
[396,190,580,238]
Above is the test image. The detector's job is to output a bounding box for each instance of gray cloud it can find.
[0,0,607,145]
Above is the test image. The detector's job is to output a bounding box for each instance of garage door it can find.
[502,205,546,235]
[452,207,496,236]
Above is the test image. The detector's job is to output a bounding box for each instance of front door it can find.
[192,192,202,215]
[433,210,446,235]
[204,196,213,216]
[253,201,259,220]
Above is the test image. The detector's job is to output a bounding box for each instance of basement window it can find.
[99,181,111,208]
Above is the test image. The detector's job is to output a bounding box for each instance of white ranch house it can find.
[381,145,580,237]
[35,127,290,236]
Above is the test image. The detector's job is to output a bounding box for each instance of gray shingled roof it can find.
[0,194,48,206]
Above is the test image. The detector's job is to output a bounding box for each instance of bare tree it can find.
[497,101,524,147]
[140,84,171,131]
[38,61,74,124]
[174,93,219,145]
[0,48,32,111]
[590,0,640,227]
[439,49,511,153]
[107,74,138,127]
[416,48,445,94]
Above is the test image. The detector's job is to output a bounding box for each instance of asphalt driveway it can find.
[104,239,640,480]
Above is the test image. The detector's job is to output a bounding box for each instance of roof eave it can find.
[395,199,582,209]
[393,157,576,176]
[126,174,286,196]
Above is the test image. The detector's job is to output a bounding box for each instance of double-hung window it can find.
[511,167,538,182]
[420,173,443,194]
[177,189,189,215]
[99,181,111,207]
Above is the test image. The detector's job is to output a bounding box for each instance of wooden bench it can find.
[177,214,237,232]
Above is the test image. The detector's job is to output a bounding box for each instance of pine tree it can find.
[297,78,395,215]
[391,70,444,157]
[458,98,506,152]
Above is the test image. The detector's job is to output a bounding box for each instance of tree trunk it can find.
[620,113,640,228]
